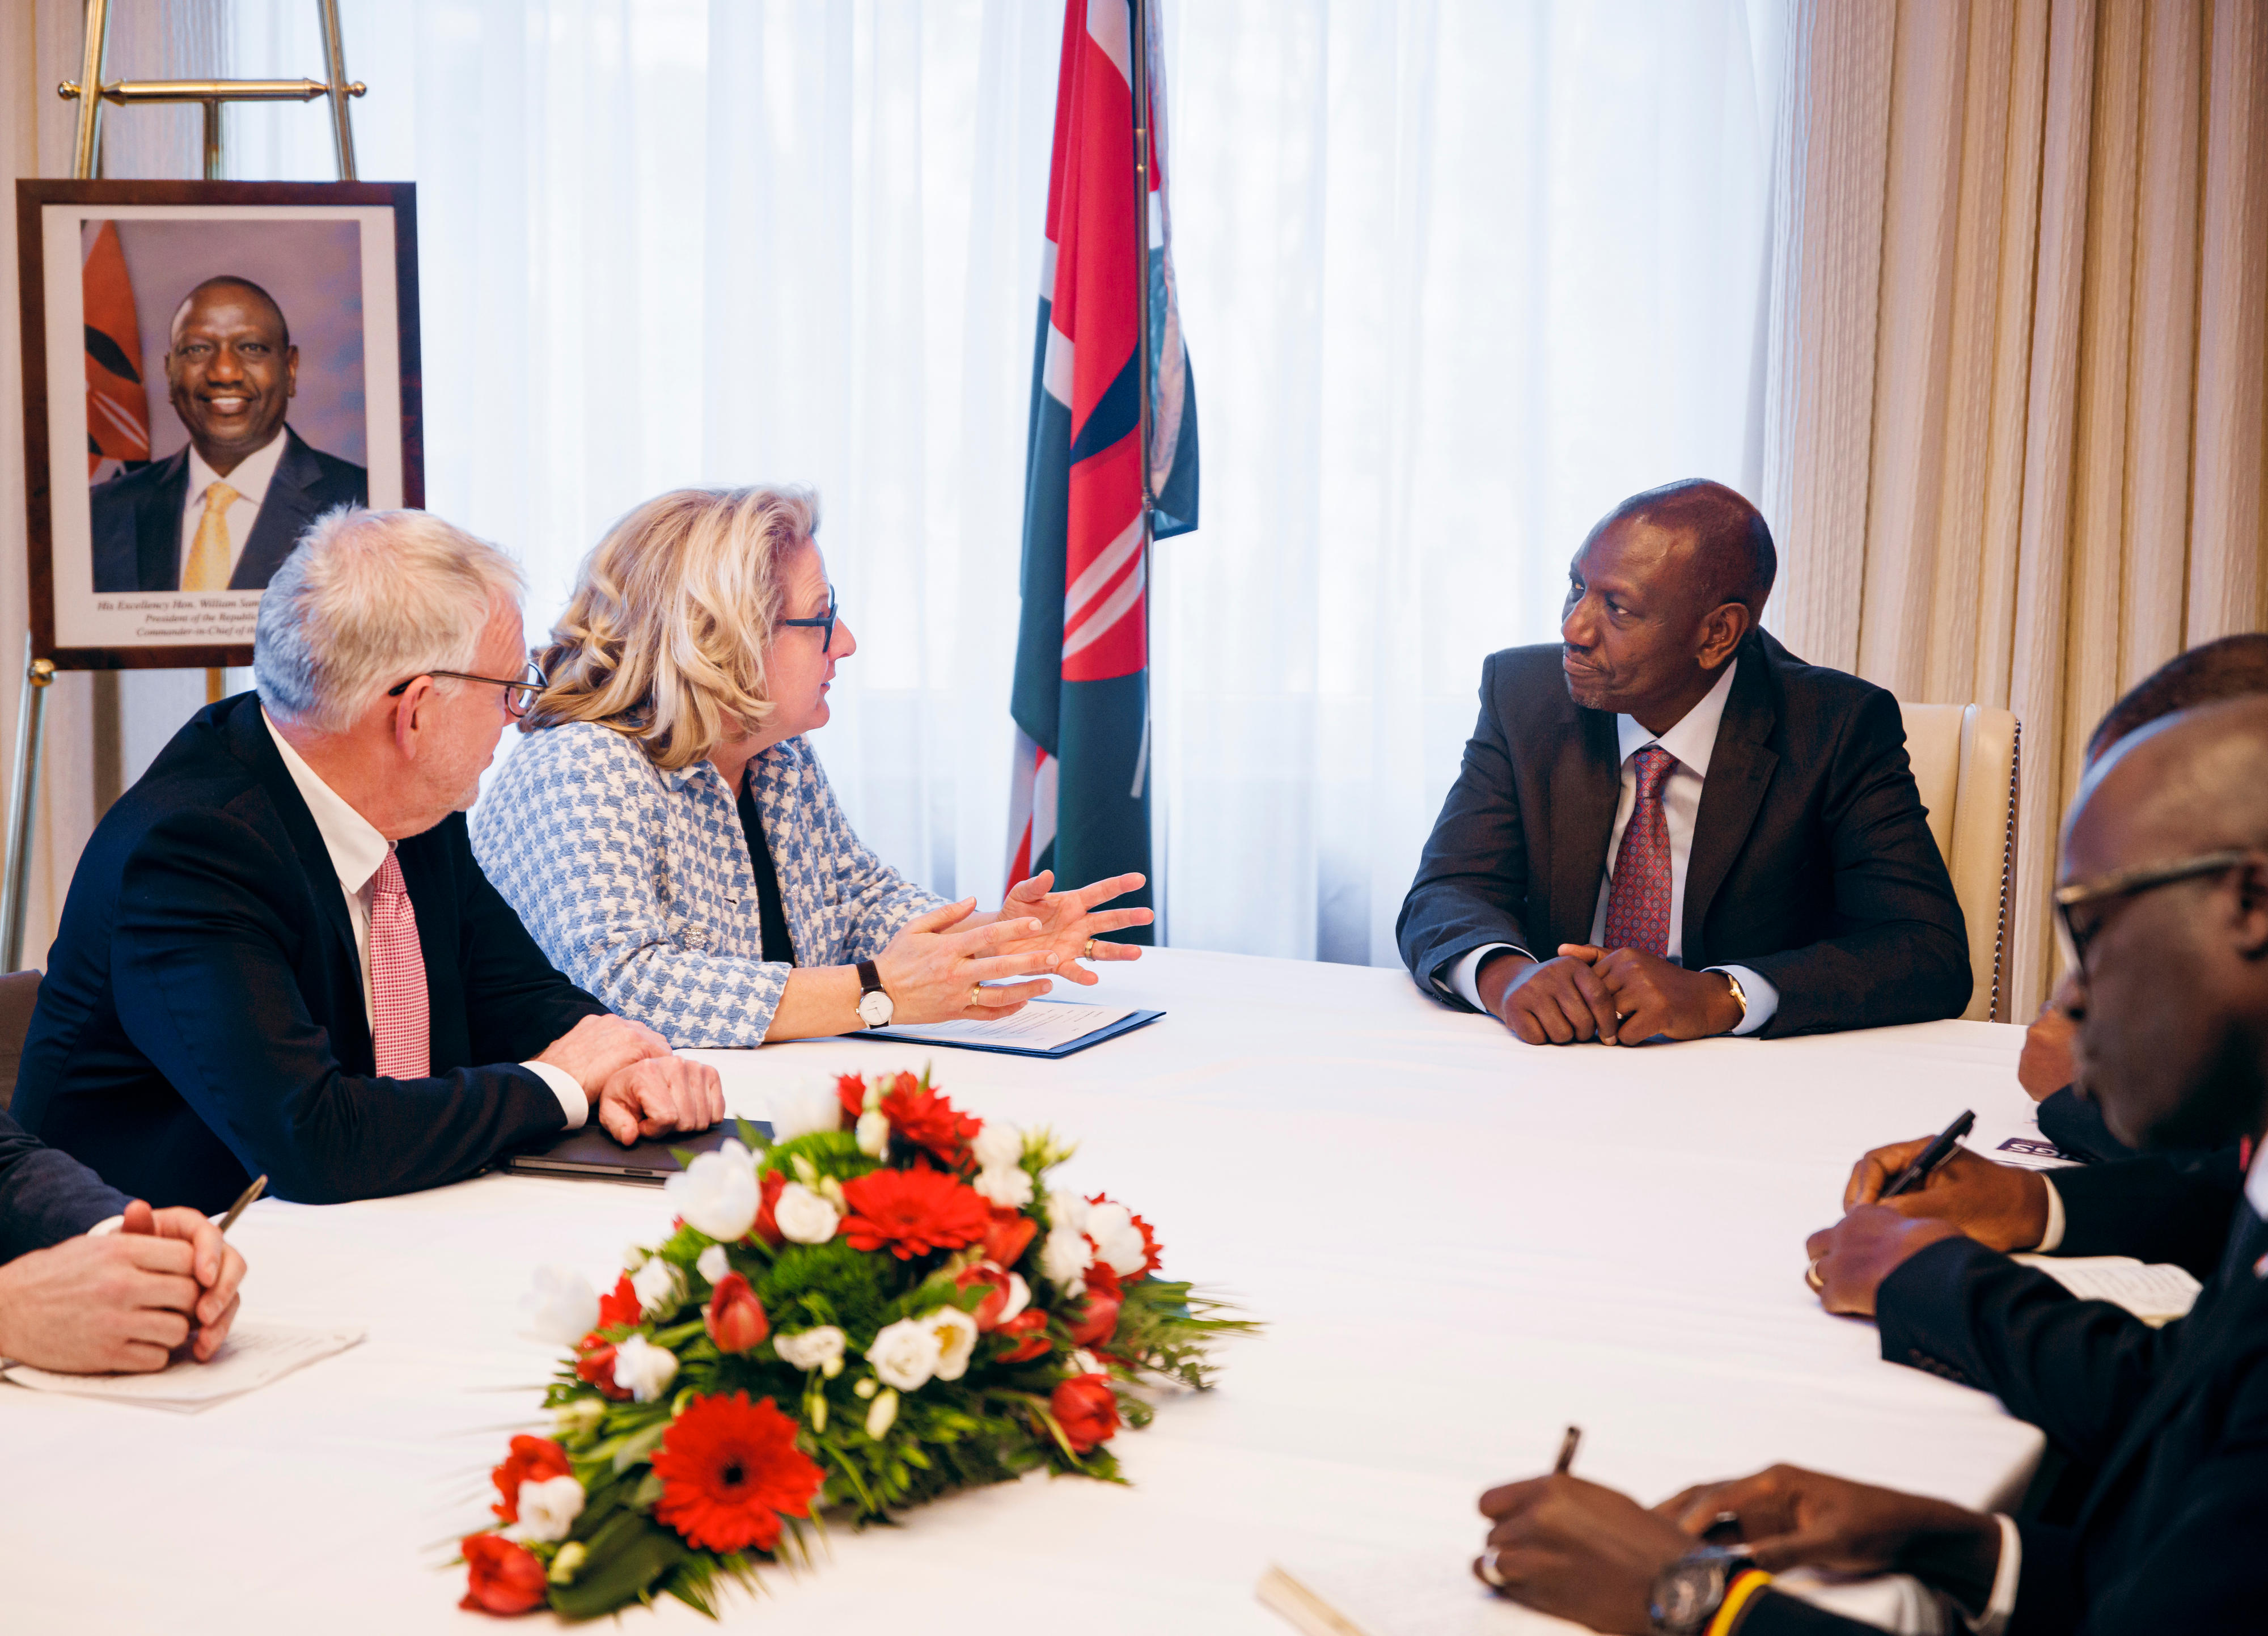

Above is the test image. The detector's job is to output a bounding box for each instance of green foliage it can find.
[760,1238,891,1342]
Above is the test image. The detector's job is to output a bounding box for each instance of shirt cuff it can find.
[523,1060,589,1130]
[1447,944,1529,1009]
[1962,1514,2020,1634]
[1707,965,1779,1035]
[2034,1177,2066,1253]
[86,1215,124,1237]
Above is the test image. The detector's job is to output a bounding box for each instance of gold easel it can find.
[0,0,367,969]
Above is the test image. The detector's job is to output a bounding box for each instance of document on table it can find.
[1,1320,365,1411]
[1260,1559,1952,1636]
[2010,1255,2202,1326]
[864,999,1163,1058]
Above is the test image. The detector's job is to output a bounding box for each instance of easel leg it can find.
[2,646,58,972]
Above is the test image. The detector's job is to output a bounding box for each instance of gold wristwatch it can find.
[1720,971,1749,1032]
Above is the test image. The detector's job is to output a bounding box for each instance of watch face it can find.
[1650,1559,1728,1634]
[857,990,892,1027]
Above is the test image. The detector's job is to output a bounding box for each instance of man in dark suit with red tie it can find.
[1466,697,2268,1634]
[14,508,727,1215]
[1397,479,1969,1044]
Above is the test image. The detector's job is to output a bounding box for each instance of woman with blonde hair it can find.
[472,485,1149,1046]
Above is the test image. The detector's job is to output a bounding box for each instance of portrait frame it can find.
[14,179,421,670]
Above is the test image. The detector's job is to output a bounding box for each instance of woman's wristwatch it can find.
[856,960,894,1028]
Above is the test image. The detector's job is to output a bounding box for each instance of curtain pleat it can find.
[1768,0,2268,1020]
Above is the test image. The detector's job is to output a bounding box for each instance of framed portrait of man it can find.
[15,180,420,669]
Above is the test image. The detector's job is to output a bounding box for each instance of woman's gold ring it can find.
[1085,938,1097,959]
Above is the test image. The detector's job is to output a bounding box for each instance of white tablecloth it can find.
[0,948,2045,1631]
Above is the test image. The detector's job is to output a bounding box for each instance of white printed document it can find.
[1,1320,365,1411]
[2009,1255,2201,1326]
[865,999,1161,1058]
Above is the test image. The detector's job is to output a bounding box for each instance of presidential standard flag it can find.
[1006,0,1197,940]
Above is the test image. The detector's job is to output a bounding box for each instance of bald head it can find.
[2074,695,2268,866]
[171,276,289,349]
[1598,479,1778,613]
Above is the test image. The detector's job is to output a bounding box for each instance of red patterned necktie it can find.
[369,849,431,1079]
[1602,744,1676,958]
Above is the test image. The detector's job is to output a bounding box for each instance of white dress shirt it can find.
[261,711,588,1126]
[179,428,289,583]
[1449,658,1779,1034]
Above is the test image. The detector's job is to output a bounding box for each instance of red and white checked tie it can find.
[1602,745,1675,959]
[369,849,431,1080]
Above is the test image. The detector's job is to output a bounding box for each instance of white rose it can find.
[1047,1189,1090,1235]
[696,1244,731,1287]
[773,1181,841,1245]
[768,1084,843,1142]
[855,1109,892,1157]
[631,1255,685,1318]
[1070,1348,1104,1377]
[1039,1225,1091,1296]
[515,1473,586,1544]
[610,1332,680,1402]
[972,1164,1035,1210]
[996,1271,1031,1326]
[924,1307,980,1382]
[970,1119,1023,1173]
[1084,1200,1147,1278]
[865,1385,899,1438]
[522,1264,599,1346]
[866,1317,942,1391]
[775,1326,847,1376]
[665,1140,760,1243]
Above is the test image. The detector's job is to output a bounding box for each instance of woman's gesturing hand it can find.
[994,870,1153,986]
[876,900,1061,1024]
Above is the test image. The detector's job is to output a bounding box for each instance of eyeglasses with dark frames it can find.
[386,660,548,718]
[2053,848,2253,973]
[777,585,839,654]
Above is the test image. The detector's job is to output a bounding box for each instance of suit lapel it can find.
[231,428,321,590]
[1682,643,1779,966]
[219,699,363,980]
[138,450,191,590]
[1546,710,1620,948]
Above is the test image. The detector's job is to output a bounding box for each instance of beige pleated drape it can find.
[1763,0,2268,1018]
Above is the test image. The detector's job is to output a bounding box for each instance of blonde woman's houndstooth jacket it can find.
[469,720,943,1047]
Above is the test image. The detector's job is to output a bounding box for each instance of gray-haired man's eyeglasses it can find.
[387,660,548,718]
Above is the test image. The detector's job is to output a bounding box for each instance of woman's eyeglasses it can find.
[387,660,548,718]
[778,586,839,654]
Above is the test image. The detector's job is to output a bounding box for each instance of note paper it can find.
[869,1001,1142,1052]
[2009,1255,2201,1326]
[1,1320,365,1411]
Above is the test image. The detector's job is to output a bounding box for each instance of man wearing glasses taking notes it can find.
[12,508,725,1215]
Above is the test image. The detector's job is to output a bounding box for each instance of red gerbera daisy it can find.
[839,1164,993,1259]
[878,1079,983,1165]
[650,1392,824,1555]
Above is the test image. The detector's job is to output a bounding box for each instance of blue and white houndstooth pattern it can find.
[469,720,944,1048]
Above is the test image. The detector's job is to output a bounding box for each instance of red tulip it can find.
[704,1272,770,1354]
[574,1341,632,1402]
[982,1210,1037,1270]
[1050,1373,1119,1454]
[488,1434,571,1523]
[460,1532,547,1616]
[995,1308,1050,1363]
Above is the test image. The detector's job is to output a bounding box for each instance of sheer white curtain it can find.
[223,0,1784,966]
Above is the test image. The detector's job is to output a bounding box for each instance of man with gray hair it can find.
[13,508,725,1214]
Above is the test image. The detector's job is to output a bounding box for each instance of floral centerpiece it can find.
[459,1069,1247,1620]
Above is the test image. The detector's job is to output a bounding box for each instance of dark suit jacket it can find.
[0,1106,126,1263]
[1831,1213,2268,1634]
[88,426,367,594]
[1395,629,1969,1036]
[11,693,607,1214]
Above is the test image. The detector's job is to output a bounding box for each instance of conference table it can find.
[3,948,2050,1632]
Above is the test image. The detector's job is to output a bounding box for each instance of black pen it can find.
[1880,1110,1975,1199]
